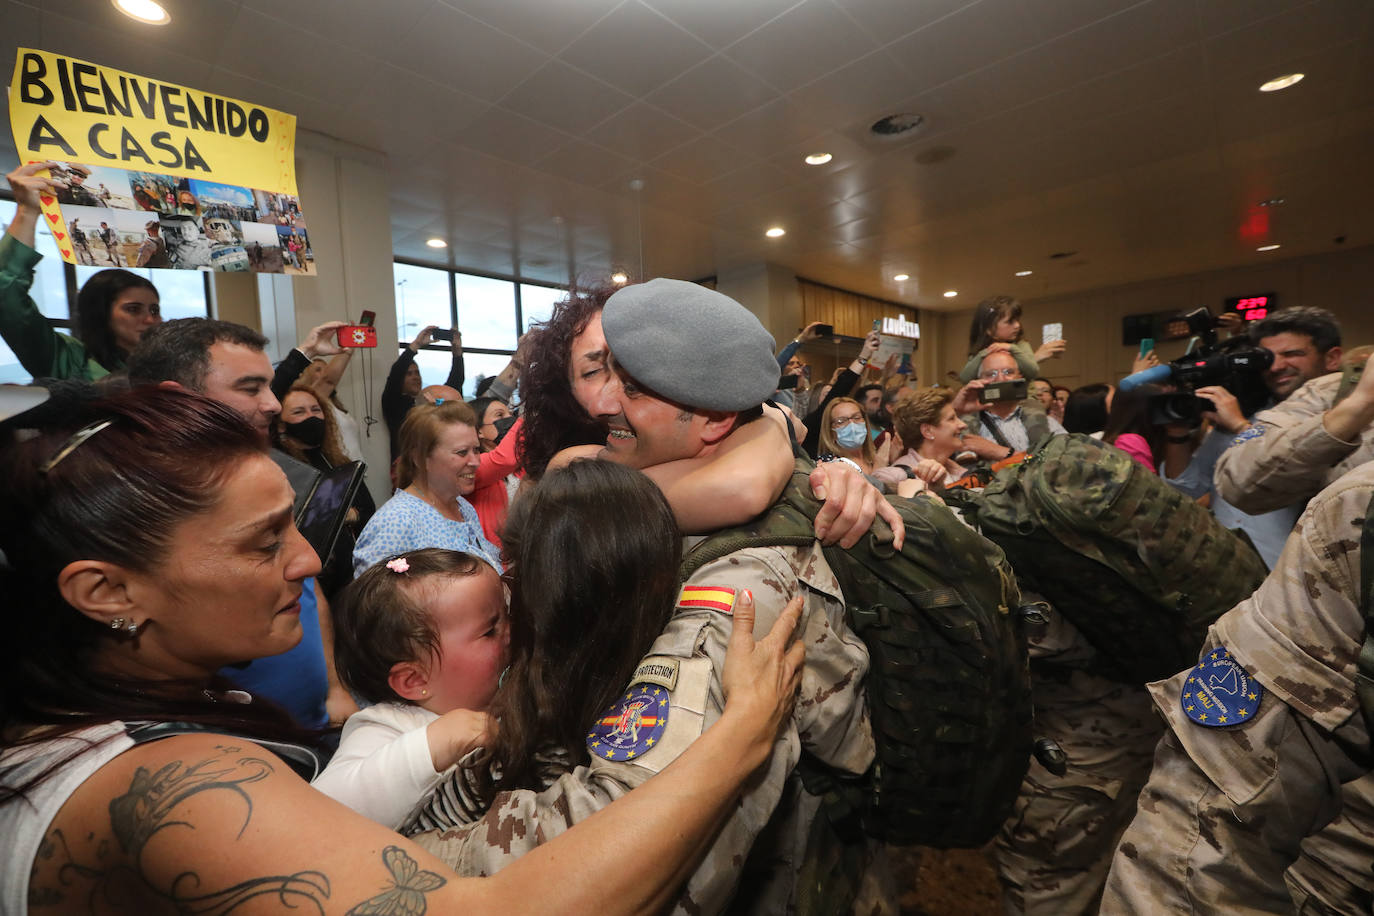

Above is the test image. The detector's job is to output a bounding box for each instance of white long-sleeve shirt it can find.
[313,702,444,829]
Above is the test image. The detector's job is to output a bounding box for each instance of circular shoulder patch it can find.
[1182,646,1264,728]
[587,683,670,762]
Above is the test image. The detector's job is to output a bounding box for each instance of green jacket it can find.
[958,339,1039,383]
[0,234,110,381]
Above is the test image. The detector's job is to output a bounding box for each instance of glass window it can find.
[461,353,514,401]
[0,339,30,384]
[454,274,517,351]
[74,265,208,321]
[411,348,459,393]
[0,199,72,320]
[520,283,565,333]
[394,263,453,345]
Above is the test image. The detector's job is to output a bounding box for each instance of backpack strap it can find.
[980,412,1013,450]
[124,720,325,782]
[1336,360,1365,406]
[1357,492,1374,739]
[1022,408,1054,452]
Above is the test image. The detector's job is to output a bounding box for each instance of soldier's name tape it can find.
[1181,646,1264,728]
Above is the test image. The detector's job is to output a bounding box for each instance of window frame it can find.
[392,255,568,397]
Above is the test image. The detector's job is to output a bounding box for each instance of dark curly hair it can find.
[516,285,620,479]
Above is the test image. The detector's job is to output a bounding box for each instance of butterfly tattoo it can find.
[347,846,447,915]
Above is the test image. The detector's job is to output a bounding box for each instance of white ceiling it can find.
[3,0,1373,310]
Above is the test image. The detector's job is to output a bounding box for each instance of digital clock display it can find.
[1225,294,1275,322]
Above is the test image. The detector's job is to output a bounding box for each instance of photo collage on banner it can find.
[9,48,314,275]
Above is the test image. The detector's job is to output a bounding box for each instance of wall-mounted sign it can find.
[9,48,313,274]
[1224,294,1276,322]
[881,313,920,338]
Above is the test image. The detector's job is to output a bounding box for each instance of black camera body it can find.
[1144,309,1273,425]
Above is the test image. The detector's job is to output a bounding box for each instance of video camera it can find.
[1119,308,1273,425]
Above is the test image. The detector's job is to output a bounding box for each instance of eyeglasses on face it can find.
[980,368,1020,381]
[829,414,864,428]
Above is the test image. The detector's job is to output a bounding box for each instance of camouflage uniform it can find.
[1212,370,1374,913]
[994,599,1163,916]
[410,541,876,916]
[1101,461,1374,914]
[1215,372,1374,514]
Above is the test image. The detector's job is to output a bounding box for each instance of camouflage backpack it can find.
[1357,491,1374,738]
[680,459,1033,849]
[948,433,1269,684]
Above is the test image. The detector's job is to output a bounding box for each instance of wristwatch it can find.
[818,454,864,474]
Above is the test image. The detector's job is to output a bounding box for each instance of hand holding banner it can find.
[8,48,314,274]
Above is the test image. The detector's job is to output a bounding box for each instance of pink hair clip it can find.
[385,557,410,574]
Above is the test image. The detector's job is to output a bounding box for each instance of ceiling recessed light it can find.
[1015,270,1033,277]
[893,273,909,282]
[765,227,786,238]
[610,271,629,285]
[425,238,447,249]
[1260,73,1304,92]
[1258,197,1286,207]
[804,152,833,166]
[942,290,958,298]
[1257,243,1281,252]
[113,0,170,24]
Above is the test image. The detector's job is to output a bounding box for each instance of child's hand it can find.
[1035,339,1067,362]
[425,708,492,772]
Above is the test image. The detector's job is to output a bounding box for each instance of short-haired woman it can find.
[353,401,499,575]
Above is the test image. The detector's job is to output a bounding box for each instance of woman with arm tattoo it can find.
[0,385,804,916]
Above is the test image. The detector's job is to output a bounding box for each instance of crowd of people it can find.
[4,157,1374,916]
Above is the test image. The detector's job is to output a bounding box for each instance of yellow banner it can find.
[8,49,314,274]
[10,48,296,193]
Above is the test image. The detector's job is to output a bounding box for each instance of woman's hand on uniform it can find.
[721,590,805,761]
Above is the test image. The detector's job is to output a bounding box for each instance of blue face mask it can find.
[835,421,868,449]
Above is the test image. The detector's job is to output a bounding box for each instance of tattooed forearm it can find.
[346,846,446,915]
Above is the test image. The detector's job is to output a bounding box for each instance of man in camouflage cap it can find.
[1103,457,1374,913]
[411,279,881,914]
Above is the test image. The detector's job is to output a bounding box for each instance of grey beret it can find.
[602,278,780,412]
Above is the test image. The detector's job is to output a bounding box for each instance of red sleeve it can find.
[475,415,523,487]
[1111,433,1158,473]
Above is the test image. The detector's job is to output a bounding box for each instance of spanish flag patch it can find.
[677,585,737,615]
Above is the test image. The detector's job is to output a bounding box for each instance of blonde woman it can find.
[818,397,878,476]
